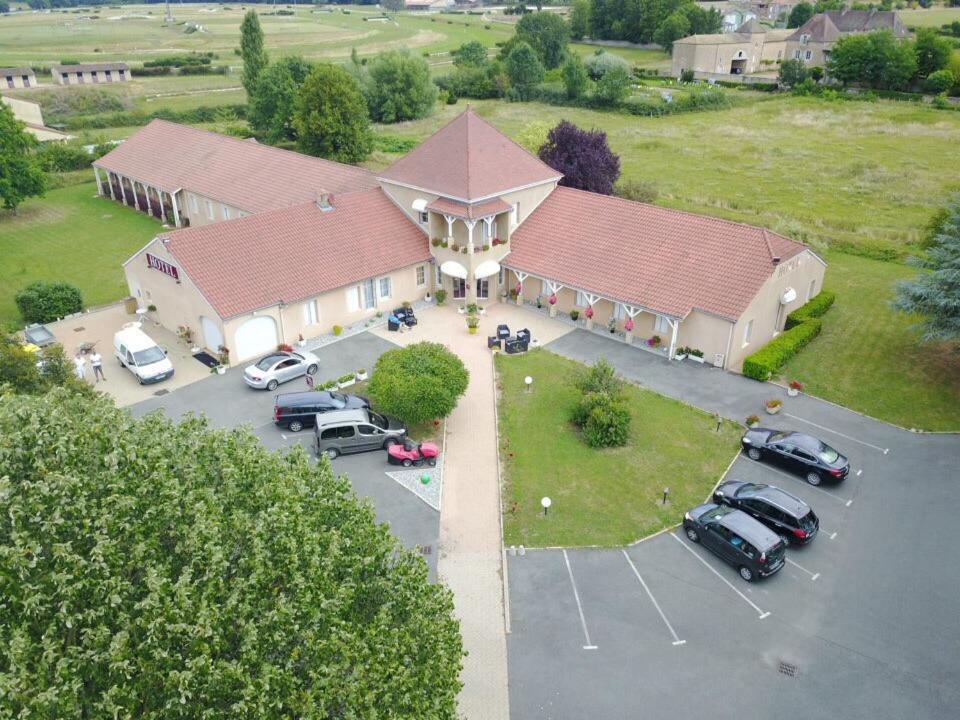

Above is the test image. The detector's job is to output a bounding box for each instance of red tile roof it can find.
[426,196,512,221]
[158,188,429,318]
[95,120,377,213]
[378,107,561,201]
[505,187,808,321]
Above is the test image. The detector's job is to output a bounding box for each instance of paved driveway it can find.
[504,330,960,719]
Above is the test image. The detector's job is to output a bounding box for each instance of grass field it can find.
[0,181,160,327]
[780,251,960,431]
[497,350,742,547]
[900,7,960,27]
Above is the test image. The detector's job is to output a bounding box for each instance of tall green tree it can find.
[238,9,269,97]
[0,102,46,212]
[787,2,814,29]
[294,63,373,163]
[247,56,313,143]
[594,62,632,104]
[0,389,464,718]
[368,342,469,424]
[364,49,438,123]
[515,11,570,69]
[653,10,690,50]
[569,0,591,40]
[562,54,590,99]
[893,200,960,342]
[828,31,916,90]
[505,41,545,99]
[454,40,489,67]
[913,28,953,78]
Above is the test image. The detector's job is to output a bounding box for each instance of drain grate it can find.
[420,545,432,556]
[778,661,798,678]
[153,389,170,397]
[73,326,86,332]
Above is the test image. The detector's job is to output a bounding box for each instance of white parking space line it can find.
[819,527,838,540]
[669,534,770,620]
[785,557,820,581]
[856,469,863,477]
[562,550,598,650]
[752,462,852,506]
[621,550,686,646]
[783,413,889,454]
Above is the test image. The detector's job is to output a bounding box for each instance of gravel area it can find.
[384,459,443,511]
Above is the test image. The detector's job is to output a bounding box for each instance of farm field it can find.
[900,7,960,27]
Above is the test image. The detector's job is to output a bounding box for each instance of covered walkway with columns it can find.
[506,268,685,361]
[95,165,182,227]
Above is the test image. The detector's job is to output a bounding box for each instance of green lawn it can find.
[497,350,742,547]
[900,7,960,27]
[0,181,160,327]
[780,251,960,431]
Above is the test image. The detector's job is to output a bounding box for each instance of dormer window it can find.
[800,34,810,45]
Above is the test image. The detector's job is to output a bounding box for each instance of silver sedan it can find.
[243,350,320,390]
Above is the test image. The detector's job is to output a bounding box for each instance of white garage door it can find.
[200,315,223,351]
[234,316,278,361]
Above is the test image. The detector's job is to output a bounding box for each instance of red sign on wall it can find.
[146,253,179,281]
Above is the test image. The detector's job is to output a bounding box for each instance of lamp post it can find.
[541,496,552,517]
[524,375,533,393]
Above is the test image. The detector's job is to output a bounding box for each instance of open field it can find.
[900,7,960,27]
[497,350,741,547]
[0,181,160,327]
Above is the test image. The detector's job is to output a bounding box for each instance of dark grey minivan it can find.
[682,503,787,582]
[314,409,406,459]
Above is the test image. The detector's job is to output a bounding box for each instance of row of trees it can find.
[828,28,956,91]
[573,0,721,48]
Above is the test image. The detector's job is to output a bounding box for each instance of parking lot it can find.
[507,401,960,719]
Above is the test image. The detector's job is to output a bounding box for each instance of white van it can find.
[113,323,174,384]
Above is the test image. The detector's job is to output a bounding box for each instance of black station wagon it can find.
[741,429,850,486]
[713,480,819,545]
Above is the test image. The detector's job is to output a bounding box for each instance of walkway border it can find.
[491,353,511,634]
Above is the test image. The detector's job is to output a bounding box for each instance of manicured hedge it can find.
[742,319,822,381]
[784,290,836,330]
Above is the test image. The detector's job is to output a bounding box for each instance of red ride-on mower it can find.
[387,439,440,467]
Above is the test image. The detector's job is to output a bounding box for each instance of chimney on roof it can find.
[315,190,334,212]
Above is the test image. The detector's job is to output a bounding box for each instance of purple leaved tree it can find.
[538,120,621,195]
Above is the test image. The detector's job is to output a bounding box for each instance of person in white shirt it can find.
[73,353,86,381]
[90,351,106,382]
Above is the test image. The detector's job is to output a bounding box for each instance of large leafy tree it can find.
[368,342,469,425]
[787,2,814,29]
[562,54,590,99]
[364,49,438,123]
[505,41,545,99]
[828,30,917,90]
[294,63,373,163]
[913,28,953,78]
[569,0,591,40]
[248,56,313,142]
[0,337,87,396]
[653,10,690,51]
[0,102,46,212]
[238,10,269,98]
[453,40,489,67]
[0,389,463,717]
[539,120,621,195]
[893,200,960,342]
[515,10,570,69]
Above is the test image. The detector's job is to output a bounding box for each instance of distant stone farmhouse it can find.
[52,62,131,86]
[1,67,36,89]
[672,10,908,79]
[94,110,825,370]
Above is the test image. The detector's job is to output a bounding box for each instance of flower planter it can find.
[687,354,706,364]
[339,379,356,389]
[674,353,688,361]
[787,388,799,397]
[215,366,226,375]
[765,405,781,415]
[190,346,201,354]
[356,371,368,382]
[468,326,478,335]
[747,421,759,429]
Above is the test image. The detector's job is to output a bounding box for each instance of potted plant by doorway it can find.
[787,380,803,397]
[746,414,761,429]
[765,398,783,415]
[435,288,447,305]
[466,315,480,335]
[674,345,689,361]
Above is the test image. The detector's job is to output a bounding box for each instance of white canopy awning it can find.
[439,260,468,279]
[780,287,797,305]
[411,198,428,212]
[475,260,501,279]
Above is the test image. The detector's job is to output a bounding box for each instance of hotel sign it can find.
[146,253,179,281]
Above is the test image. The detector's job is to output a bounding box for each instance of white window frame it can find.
[378,276,392,301]
[206,200,215,220]
[477,278,489,300]
[416,265,426,288]
[190,195,199,213]
[419,211,429,224]
[654,314,669,333]
[794,50,802,60]
[222,205,231,221]
[743,319,754,347]
[575,291,589,307]
[511,203,519,227]
[436,265,443,286]
[346,286,361,313]
[541,279,551,297]
[613,303,626,320]
[804,50,812,61]
[303,299,319,325]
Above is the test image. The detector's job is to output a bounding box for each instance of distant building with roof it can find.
[97,109,825,371]
[51,62,130,86]
[785,10,908,67]
[672,20,791,79]
[1,67,36,89]
[2,95,73,142]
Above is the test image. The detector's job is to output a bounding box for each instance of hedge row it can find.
[742,319,823,381]
[784,290,836,330]
[65,104,246,130]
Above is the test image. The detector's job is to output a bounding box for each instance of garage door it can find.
[234,316,278,361]
[200,315,223,352]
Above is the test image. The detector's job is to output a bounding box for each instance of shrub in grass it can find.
[15,281,83,324]
[582,395,631,448]
[574,357,623,396]
[368,342,468,424]
[784,290,836,329]
[742,319,822,381]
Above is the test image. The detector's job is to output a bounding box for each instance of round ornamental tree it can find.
[294,63,373,164]
[0,390,463,718]
[367,342,469,425]
[539,120,621,195]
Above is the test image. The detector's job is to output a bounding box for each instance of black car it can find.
[713,480,819,545]
[273,390,370,432]
[741,428,849,486]
[683,503,786,582]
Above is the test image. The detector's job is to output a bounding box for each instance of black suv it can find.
[713,480,819,545]
[273,391,370,432]
[741,428,850,486]
[682,503,787,582]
